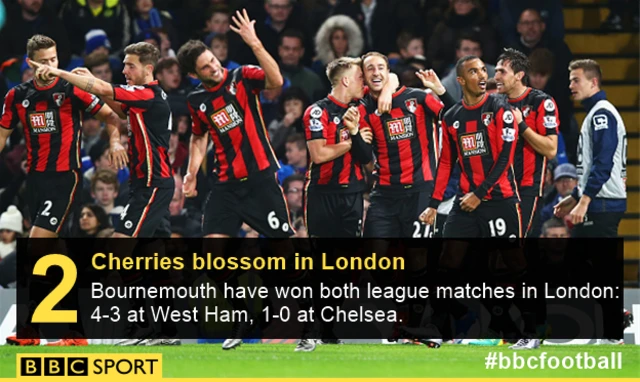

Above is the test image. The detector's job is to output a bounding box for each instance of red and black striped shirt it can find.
[506,87,559,197]
[359,86,443,193]
[430,93,519,207]
[187,66,278,184]
[113,81,173,189]
[0,78,104,173]
[303,95,366,192]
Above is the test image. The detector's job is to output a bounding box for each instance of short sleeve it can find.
[72,86,104,116]
[303,104,329,141]
[188,102,206,136]
[242,65,266,93]
[0,89,18,130]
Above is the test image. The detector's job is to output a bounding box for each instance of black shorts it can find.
[26,169,81,235]
[572,211,624,238]
[203,174,294,237]
[442,198,523,239]
[305,191,363,237]
[115,187,172,238]
[364,189,432,238]
[520,195,541,238]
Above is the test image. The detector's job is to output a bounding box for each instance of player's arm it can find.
[0,88,18,152]
[515,98,559,159]
[184,104,208,198]
[350,104,374,164]
[305,106,352,164]
[94,105,129,170]
[230,9,283,89]
[421,119,457,224]
[416,69,456,117]
[29,59,116,100]
[69,67,127,119]
[474,107,518,200]
[377,73,400,113]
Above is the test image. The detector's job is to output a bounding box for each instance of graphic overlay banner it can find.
[15,238,623,341]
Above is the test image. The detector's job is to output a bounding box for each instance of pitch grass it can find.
[0,344,639,378]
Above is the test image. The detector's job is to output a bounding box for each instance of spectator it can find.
[283,173,304,221]
[83,141,130,206]
[540,217,570,238]
[202,5,230,36]
[84,51,113,83]
[77,204,112,238]
[168,173,202,237]
[540,163,578,228]
[61,0,131,57]
[0,206,23,259]
[134,29,162,49]
[207,33,240,70]
[307,0,340,39]
[395,32,424,63]
[65,29,124,73]
[498,0,566,48]
[426,0,497,75]
[155,57,189,116]
[601,0,639,31]
[131,0,179,51]
[277,133,307,184]
[312,15,363,88]
[81,116,103,156]
[278,29,325,102]
[509,9,574,162]
[333,0,399,54]
[292,216,307,238]
[528,47,554,91]
[441,34,496,100]
[0,0,70,68]
[269,87,308,160]
[90,169,124,224]
[169,125,188,172]
[153,28,176,58]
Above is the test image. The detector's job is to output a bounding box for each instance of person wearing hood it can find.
[311,15,364,90]
[0,206,23,259]
[426,0,497,76]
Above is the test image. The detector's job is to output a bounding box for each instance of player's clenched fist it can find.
[419,207,437,225]
[183,173,198,198]
[360,127,373,144]
[343,106,360,135]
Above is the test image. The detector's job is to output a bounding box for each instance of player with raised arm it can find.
[177,9,292,238]
[31,42,174,238]
[419,56,532,349]
[2,35,126,347]
[0,35,126,240]
[494,48,559,237]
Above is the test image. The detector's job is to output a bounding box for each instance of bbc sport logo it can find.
[16,354,162,380]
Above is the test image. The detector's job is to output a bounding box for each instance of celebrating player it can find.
[494,48,559,237]
[30,42,175,238]
[358,52,456,238]
[177,9,293,238]
[554,59,627,237]
[0,35,126,240]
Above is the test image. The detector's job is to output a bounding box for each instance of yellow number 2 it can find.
[32,254,78,323]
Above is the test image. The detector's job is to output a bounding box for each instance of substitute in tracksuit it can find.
[554,59,627,237]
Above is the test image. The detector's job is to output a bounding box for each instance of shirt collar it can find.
[581,90,607,112]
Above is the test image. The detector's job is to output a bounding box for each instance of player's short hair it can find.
[91,169,120,194]
[326,57,362,87]
[497,48,530,85]
[84,51,110,71]
[529,48,555,76]
[568,59,602,87]
[279,29,304,47]
[286,133,306,151]
[396,31,421,51]
[154,57,179,76]
[177,39,209,75]
[124,42,160,68]
[455,55,480,77]
[26,35,56,59]
[541,218,568,236]
[361,51,389,70]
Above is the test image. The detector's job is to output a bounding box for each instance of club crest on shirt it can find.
[481,112,493,126]
[521,105,531,118]
[405,98,417,113]
[340,128,350,142]
[226,81,237,95]
[52,92,65,107]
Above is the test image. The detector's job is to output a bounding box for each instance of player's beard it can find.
[201,78,219,88]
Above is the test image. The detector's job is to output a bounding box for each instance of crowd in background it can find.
[0,0,638,260]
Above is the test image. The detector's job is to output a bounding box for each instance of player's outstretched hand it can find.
[71,67,95,78]
[109,141,129,170]
[460,192,481,212]
[416,69,445,95]
[230,9,260,48]
[553,195,577,218]
[183,172,198,198]
[419,207,437,225]
[360,127,373,144]
[27,59,59,82]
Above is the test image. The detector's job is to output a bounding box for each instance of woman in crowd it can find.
[78,204,113,238]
